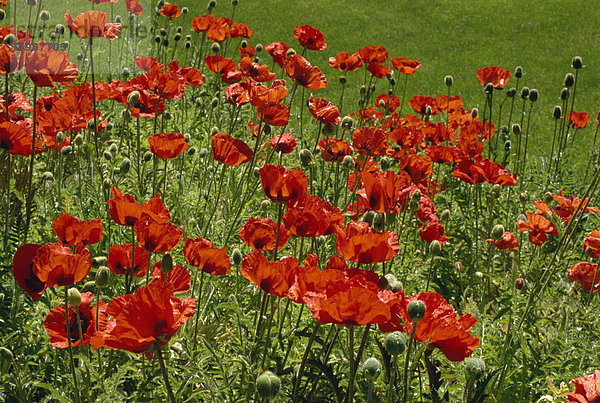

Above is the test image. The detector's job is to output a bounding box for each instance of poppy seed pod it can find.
[3,34,15,45]
[444,75,453,87]
[384,332,407,356]
[42,171,54,181]
[55,24,66,35]
[232,248,243,266]
[553,106,562,119]
[174,33,181,42]
[67,288,82,308]
[339,75,347,85]
[564,73,574,88]
[143,151,153,162]
[520,87,530,99]
[407,300,426,323]
[529,89,538,102]
[96,266,110,288]
[440,209,450,221]
[207,0,217,10]
[299,149,313,166]
[161,254,173,274]
[514,66,523,78]
[362,357,383,381]
[471,108,478,119]
[506,87,516,98]
[465,357,486,380]
[430,240,442,256]
[484,83,494,94]
[572,56,583,70]
[491,224,505,240]
[256,371,280,400]
[560,88,569,101]
[256,44,264,52]
[119,158,131,175]
[40,10,51,21]
[490,184,501,199]
[512,123,521,136]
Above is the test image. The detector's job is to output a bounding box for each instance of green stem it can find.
[65,287,81,403]
[402,325,418,403]
[154,343,176,403]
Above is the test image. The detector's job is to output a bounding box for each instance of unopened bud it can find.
[362,357,382,381]
[127,91,140,106]
[342,155,354,170]
[529,89,538,102]
[572,56,583,70]
[232,248,243,265]
[553,106,562,119]
[455,261,463,272]
[506,87,517,98]
[161,254,173,274]
[61,145,73,156]
[564,73,574,88]
[520,87,530,99]
[465,357,486,380]
[211,43,220,54]
[407,300,426,323]
[514,66,523,78]
[261,199,271,212]
[42,171,54,181]
[299,149,313,166]
[471,108,478,119]
[68,288,81,308]
[119,158,131,174]
[40,10,51,21]
[491,224,505,240]
[96,266,110,288]
[444,75,453,87]
[490,184,501,199]
[484,83,494,94]
[560,87,570,101]
[512,123,521,136]
[384,332,406,356]
[256,371,280,400]
[430,240,441,256]
[0,347,13,361]
[519,192,529,203]
[143,151,153,162]
[92,256,108,266]
[440,209,450,221]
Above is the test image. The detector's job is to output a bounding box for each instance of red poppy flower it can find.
[426,145,458,164]
[335,222,399,264]
[107,243,149,277]
[0,44,17,74]
[212,132,253,166]
[52,213,103,247]
[12,244,46,301]
[239,45,256,58]
[408,95,441,115]
[352,126,388,156]
[151,262,190,295]
[476,66,510,89]
[391,57,421,75]
[206,17,232,43]
[486,231,519,250]
[91,281,195,358]
[268,132,297,154]
[33,243,92,287]
[238,217,291,251]
[160,3,182,18]
[567,111,591,129]
[25,47,79,88]
[183,237,231,276]
[317,137,351,162]
[584,230,600,259]
[293,25,327,51]
[419,220,449,244]
[250,79,288,107]
[453,158,516,186]
[230,22,253,38]
[380,291,479,362]
[551,190,598,225]
[192,14,215,33]
[107,187,171,227]
[283,54,327,90]
[566,370,600,402]
[146,68,186,99]
[308,94,341,125]
[225,82,251,106]
[366,62,391,78]
[240,250,298,298]
[259,164,308,205]
[357,45,389,64]
[44,292,107,348]
[257,104,290,126]
[329,51,363,72]
[397,154,433,186]
[283,195,344,237]
[567,262,600,293]
[148,132,188,159]
[239,56,276,82]
[0,120,44,156]
[126,0,144,15]
[516,212,559,245]
[204,55,238,82]
[375,94,400,112]
[357,170,410,214]
[64,11,121,40]
[265,41,290,69]
[134,214,182,254]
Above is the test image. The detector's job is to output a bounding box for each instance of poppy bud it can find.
[232,0,239,5]
[471,108,478,119]
[0,10,5,20]
[108,143,118,155]
[157,0,165,7]
[444,75,453,87]
[261,199,271,212]
[560,87,569,101]
[440,209,450,221]
[3,34,15,45]
[68,288,82,308]
[55,24,65,35]
[341,116,354,131]
[563,73,574,88]
[430,240,441,256]
[96,266,110,288]
[519,192,529,203]
[424,105,432,117]
[411,189,421,203]
[120,68,131,79]
[362,357,382,381]
[162,38,169,47]
[299,149,313,167]
[263,124,272,135]
[127,91,140,106]
[490,184,501,199]
[542,191,553,204]
[232,248,243,266]
[384,332,407,356]
[253,56,260,64]
[210,43,221,55]
[514,66,523,78]
[253,167,260,178]
[256,371,280,400]
[182,7,189,14]
[61,145,73,156]
[256,44,264,53]
[120,158,131,175]
[520,87,530,99]
[198,148,208,158]
[161,254,173,274]
[207,0,217,10]
[373,212,384,229]
[322,123,335,135]
[407,300,426,323]
[27,0,37,5]
[455,261,463,272]
[174,33,181,42]
[380,156,392,171]
[506,87,516,98]
[342,155,354,170]
[362,210,375,226]
[552,105,562,120]
[465,357,485,380]
[187,146,197,156]
[0,347,13,361]
[390,280,403,292]
[474,271,483,279]
[516,214,526,223]
[286,48,296,57]
[572,56,583,70]
[103,178,112,190]
[484,83,494,94]
[491,224,505,240]
[512,123,521,136]
[154,35,161,44]
[339,75,347,85]
[515,278,524,290]
[113,167,120,176]
[115,15,123,23]
[504,139,511,151]
[143,151,153,162]
[40,10,51,21]
[81,281,96,292]
[529,89,539,102]
[358,85,367,97]
[159,28,167,37]
[92,256,108,266]
[184,41,192,49]
[378,273,396,290]
[41,171,54,181]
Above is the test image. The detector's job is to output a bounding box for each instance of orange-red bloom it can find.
[64,11,121,40]
[151,262,190,294]
[357,170,410,214]
[566,370,600,402]
[486,231,519,250]
[12,244,46,301]
[317,137,351,162]
[148,132,188,159]
[44,292,107,348]
[516,212,559,245]
[308,94,341,125]
[126,0,144,15]
[567,111,591,129]
[476,66,510,89]
[241,250,298,298]
[239,56,276,82]
[183,237,231,276]
[0,44,17,74]
[293,25,327,51]
[33,243,91,287]
[230,22,253,38]
[0,120,44,156]
[329,51,363,72]
[259,164,308,205]
[212,132,253,166]
[366,62,391,78]
[160,3,182,18]
[283,195,344,237]
[268,132,297,154]
[91,281,195,358]
[238,217,291,251]
[283,54,327,90]
[107,243,149,277]
[352,126,388,156]
[568,262,600,293]
[335,222,399,264]
[25,46,79,88]
[265,41,290,68]
[257,104,290,126]
[52,213,103,247]
[552,190,599,225]
[357,45,388,64]
[584,230,600,259]
[408,95,441,115]
[134,214,182,253]
[107,187,171,227]
[391,56,421,75]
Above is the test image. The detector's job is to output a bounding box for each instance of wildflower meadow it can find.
[1,0,600,402]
